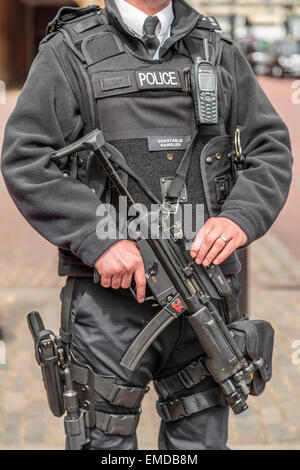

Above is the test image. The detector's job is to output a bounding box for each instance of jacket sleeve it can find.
[1,40,121,267]
[218,44,293,245]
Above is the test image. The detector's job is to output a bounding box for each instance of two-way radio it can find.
[190,38,218,126]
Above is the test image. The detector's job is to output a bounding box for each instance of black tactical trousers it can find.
[69,276,241,450]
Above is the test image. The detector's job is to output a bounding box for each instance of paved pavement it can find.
[0,84,300,450]
[258,77,300,259]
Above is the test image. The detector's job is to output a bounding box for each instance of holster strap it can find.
[60,276,77,348]
[59,328,72,345]
[154,356,210,400]
[71,364,148,408]
[156,387,221,422]
[95,410,140,436]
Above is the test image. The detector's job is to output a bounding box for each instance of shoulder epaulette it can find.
[197,16,222,32]
[46,4,101,35]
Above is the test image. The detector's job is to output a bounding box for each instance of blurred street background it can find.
[0,0,300,450]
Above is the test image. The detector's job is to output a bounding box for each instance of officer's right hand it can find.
[94,240,146,303]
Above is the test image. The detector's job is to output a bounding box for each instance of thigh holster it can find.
[60,277,148,439]
[70,355,149,436]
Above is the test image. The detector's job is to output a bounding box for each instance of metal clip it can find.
[232,128,246,172]
[49,21,56,34]
[160,199,180,219]
[234,128,242,160]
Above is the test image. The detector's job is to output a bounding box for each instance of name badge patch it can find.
[148,136,192,152]
[136,71,182,90]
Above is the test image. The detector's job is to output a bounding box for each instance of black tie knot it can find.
[143,16,159,38]
[143,16,160,57]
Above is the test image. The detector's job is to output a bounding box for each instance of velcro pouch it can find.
[229,317,275,396]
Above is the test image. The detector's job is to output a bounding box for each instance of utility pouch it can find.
[229,318,275,396]
[215,174,235,205]
[27,312,65,417]
[85,149,109,199]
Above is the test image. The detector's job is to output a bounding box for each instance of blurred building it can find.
[191,1,300,40]
[0,0,299,87]
[0,0,78,87]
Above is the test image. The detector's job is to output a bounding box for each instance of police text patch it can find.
[148,136,192,151]
[136,71,182,90]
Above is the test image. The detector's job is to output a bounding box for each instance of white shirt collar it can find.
[114,0,174,41]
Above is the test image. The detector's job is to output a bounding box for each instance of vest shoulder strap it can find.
[40,5,106,51]
[43,33,96,134]
[40,7,109,133]
[45,4,101,35]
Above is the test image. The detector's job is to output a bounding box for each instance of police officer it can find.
[1,0,292,450]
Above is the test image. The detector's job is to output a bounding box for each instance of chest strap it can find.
[166,131,198,201]
[154,356,210,400]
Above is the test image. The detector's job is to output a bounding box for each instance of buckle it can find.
[186,359,209,384]
[105,413,140,436]
[160,200,180,222]
[178,369,196,389]
[153,379,169,400]
[156,398,187,422]
[156,402,172,421]
[168,398,188,421]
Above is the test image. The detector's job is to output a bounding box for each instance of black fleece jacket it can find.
[1,0,293,276]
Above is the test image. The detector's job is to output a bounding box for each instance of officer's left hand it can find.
[190,217,248,266]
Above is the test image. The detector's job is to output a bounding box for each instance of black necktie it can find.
[143,16,160,57]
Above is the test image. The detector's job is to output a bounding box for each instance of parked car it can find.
[239,38,272,75]
[247,50,273,76]
[269,39,300,77]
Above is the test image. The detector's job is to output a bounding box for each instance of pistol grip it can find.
[27,311,46,341]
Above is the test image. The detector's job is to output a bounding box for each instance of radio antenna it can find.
[203,38,210,62]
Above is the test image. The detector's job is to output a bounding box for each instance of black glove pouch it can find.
[229,317,275,396]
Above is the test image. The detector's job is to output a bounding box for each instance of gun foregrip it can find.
[27,311,46,341]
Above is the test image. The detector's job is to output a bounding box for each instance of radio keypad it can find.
[200,92,217,123]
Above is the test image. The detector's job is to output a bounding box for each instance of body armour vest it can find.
[44,5,241,275]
